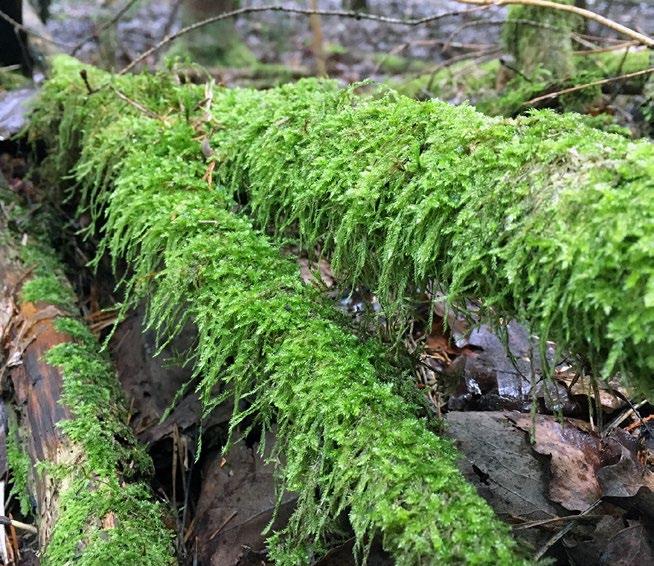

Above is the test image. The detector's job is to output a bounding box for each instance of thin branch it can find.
[0,9,72,48]
[455,0,654,47]
[574,41,639,55]
[535,500,601,561]
[524,65,654,105]
[118,3,491,75]
[111,85,167,122]
[0,516,37,535]
[71,0,140,55]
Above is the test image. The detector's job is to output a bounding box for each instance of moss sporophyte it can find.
[29,54,654,564]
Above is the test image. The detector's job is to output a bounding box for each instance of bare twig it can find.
[0,481,8,565]
[111,86,167,121]
[535,500,601,560]
[574,41,639,55]
[456,0,654,47]
[71,0,140,55]
[0,515,38,535]
[161,0,183,41]
[0,8,71,48]
[524,65,654,105]
[118,3,491,75]
[208,510,237,541]
[513,513,602,530]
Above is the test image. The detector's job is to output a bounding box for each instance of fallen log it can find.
[29,57,525,565]
[0,197,173,563]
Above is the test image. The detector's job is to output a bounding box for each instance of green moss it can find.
[21,274,77,308]
[31,56,524,565]
[43,339,172,565]
[6,425,31,516]
[53,316,97,346]
[371,52,429,75]
[0,68,29,91]
[29,54,654,563]
[392,59,500,101]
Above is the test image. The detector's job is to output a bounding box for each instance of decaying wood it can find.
[0,238,83,555]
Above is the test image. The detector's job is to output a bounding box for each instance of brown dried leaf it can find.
[509,412,603,510]
[597,442,654,498]
[510,413,654,512]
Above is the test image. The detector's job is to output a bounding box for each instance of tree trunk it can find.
[0,0,32,75]
[180,0,253,66]
[502,0,578,78]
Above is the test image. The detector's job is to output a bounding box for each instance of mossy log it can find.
[29,54,654,563]
[30,57,525,565]
[0,217,173,563]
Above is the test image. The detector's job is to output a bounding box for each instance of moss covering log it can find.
[30,57,524,565]
[201,73,653,395]
[30,51,654,561]
[0,215,173,563]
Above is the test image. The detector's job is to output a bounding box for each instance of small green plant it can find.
[6,426,31,516]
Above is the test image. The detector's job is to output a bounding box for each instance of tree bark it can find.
[180,0,252,66]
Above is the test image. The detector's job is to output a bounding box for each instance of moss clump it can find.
[189,77,653,395]
[21,274,76,307]
[31,56,523,565]
[0,68,29,92]
[502,0,579,78]
[391,59,500,102]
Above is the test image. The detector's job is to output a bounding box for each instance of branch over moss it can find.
[30,56,523,565]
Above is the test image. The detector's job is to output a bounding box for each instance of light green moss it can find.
[0,68,29,91]
[6,425,31,516]
[29,53,654,563]
[21,274,76,307]
[30,56,525,565]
